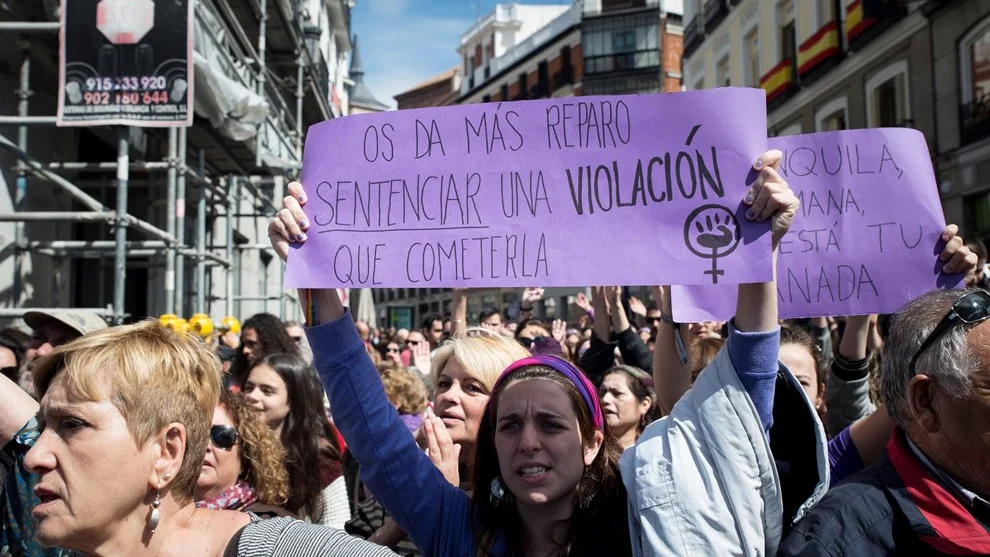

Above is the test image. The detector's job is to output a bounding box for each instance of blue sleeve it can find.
[307,311,473,556]
[827,426,864,486]
[726,321,779,434]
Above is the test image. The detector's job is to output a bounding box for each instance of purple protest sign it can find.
[284,89,773,288]
[672,128,961,322]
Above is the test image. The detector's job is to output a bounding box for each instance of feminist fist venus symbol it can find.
[684,205,741,284]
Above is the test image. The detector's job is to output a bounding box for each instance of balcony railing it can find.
[585,50,660,75]
[704,0,729,34]
[760,58,797,104]
[961,94,990,147]
[845,0,905,51]
[683,16,704,59]
[797,21,841,82]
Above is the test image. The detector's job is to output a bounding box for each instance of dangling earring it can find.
[149,492,161,532]
[578,468,597,509]
[149,473,169,533]
[489,476,505,504]
[489,476,514,506]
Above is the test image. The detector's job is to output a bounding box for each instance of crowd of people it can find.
[0,149,985,556]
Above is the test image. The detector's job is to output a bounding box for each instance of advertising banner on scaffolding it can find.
[57,0,193,127]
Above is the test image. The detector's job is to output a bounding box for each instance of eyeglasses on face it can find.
[910,289,990,376]
[210,424,240,451]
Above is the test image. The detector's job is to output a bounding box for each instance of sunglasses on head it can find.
[910,289,990,376]
[210,424,239,451]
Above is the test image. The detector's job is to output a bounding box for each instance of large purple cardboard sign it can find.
[672,128,961,322]
[285,89,773,288]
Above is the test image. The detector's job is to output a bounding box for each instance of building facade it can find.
[928,0,990,242]
[682,0,990,242]
[458,2,583,103]
[582,0,684,95]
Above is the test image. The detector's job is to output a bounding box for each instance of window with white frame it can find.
[866,60,910,127]
[960,16,990,105]
[744,29,760,87]
[815,96,848,131]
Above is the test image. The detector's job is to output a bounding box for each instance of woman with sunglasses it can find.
[242,353,350,528]
[383,342,402,364]
[195,390,292,517]
[270,150,825,555]
[514,318,551,350]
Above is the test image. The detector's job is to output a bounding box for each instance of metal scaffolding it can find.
[0,0,346,323]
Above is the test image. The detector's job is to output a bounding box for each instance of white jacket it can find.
[620,348,828,557]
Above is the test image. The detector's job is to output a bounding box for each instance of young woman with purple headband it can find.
[267,149,811,556]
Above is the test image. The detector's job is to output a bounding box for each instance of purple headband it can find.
[488,355,604,431]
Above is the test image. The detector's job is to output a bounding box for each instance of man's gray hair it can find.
[880,288,982,427]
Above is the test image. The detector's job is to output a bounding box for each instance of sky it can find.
[351,0,570,109]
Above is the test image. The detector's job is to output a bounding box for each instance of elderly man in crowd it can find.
[780,288,990,556]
